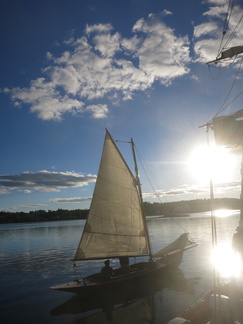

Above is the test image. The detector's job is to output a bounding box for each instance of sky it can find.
[1,0,243,213]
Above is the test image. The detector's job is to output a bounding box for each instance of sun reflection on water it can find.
[212,242,241,278]
[214,209,239,218]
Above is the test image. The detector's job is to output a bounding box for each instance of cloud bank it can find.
[0,171,96,194]
[143,180,241,200]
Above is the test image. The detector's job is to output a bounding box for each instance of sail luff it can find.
[73,130,149,261]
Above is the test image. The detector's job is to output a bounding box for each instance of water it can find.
[0,211,241,324]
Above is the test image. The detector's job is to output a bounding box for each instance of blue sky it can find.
[1,0,243,212]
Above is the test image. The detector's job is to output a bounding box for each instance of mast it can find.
[232,149,243,254]
[207,113,243,255]
[205,43,243,254]
[240,152,243,228]
[130,138,153,261]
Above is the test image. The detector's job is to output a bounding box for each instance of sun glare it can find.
[212,243,241,278]
[187,145,236,184]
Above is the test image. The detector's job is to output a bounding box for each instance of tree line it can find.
[0,198,240,224]
[0,208,89,224]
[143,198,240,216]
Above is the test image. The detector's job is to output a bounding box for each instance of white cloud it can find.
[3,3,243,121]
[3,12,193,121]
[134,18,190,84]
[193,1,243,62]
[18,189,32,194]
[0,171,96,193]
[121,35,140,54]
[6,3,242,120]
[142,179,241,201]
[50,197,91,203]
[162,9,173,16]
[6,204,47,211]
[203,0,228,18]
[193,22,219,38]
[85,23,113,35]
[46,65,82,95]
[93,32,121,58]
[4,78,84,121]
[87,104,109,118]
[0,188,9,195]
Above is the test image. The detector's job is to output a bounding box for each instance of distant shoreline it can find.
[0,198,240,224]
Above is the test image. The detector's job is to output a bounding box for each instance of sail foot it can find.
[152,233,195,258]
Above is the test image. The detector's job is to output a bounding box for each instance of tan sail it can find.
[74,130,148,261]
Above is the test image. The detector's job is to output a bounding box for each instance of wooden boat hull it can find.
[51,259,178,296]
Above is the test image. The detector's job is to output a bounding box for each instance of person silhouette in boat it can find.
[119,256,129,274]
[101,259,114,280]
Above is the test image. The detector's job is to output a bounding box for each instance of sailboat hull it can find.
[51,251,185,296]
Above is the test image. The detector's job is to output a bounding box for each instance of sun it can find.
[187,145,236,184]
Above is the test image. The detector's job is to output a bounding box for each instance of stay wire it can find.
[134,145,195,240]
[211,55,243,120]
[217,0,235,57]
[207,63,222,81]
[222,12,243,51]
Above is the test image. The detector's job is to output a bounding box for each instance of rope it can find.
[222,12,243,52]
[134,145,168,203]
[216,0,235,58]
[209,55,243,121]
[73,262,81,280]
[134,144,196,242]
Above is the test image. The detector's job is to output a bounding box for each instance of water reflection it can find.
[75,297,153,323]
[213,209,239,218]
[50,268,198,323]
[212,242,241,278]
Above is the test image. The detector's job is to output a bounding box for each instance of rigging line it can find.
[134,145,194,239]
[207,51,238,81]
[212,56,243,119]
[133,145,168,204]
[220,88,243,111]
[207,62,222,80]
[222,12,243,50]
[217,0,235,57]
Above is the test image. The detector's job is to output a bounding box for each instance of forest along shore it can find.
[0,198,240,224]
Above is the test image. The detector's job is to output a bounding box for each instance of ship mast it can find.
[208,112,243,254]
[130,138,153,261]
[233,149,243,253]
[206,45,243,254]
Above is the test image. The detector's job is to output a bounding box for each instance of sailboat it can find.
[51,129,196,295]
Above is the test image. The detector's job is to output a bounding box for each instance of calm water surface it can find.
[0,211,241,324]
